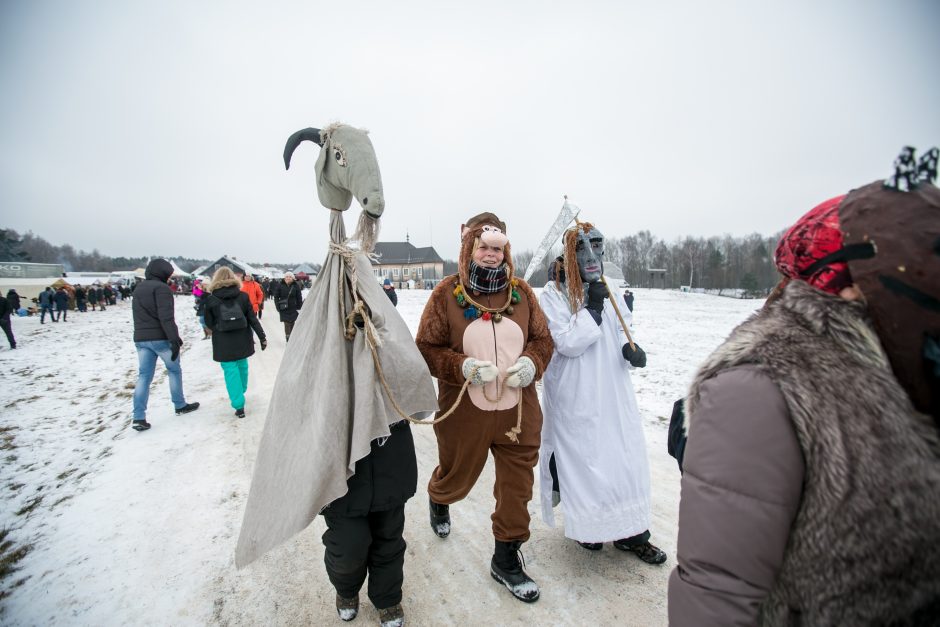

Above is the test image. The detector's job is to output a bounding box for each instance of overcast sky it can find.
[1,0,938,264]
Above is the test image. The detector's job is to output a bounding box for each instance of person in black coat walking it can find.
[53,287,70,322]
[6,289,21,313]
[204,267,267,418]
[0,294,16,349]
[322,419,417,624]
[274,272,303,341]
[131,258,200,431]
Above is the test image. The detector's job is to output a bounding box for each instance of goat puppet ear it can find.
[283,128,323,170]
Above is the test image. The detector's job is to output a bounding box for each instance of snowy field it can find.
[0,288,762,626]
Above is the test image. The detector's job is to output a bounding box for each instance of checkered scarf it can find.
[467,261,509,294]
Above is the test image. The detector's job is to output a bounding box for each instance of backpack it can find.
[213,295,247,331]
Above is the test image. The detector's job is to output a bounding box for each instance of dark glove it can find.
[622,342,646,368]
[171,338,183,361]
[260,339,268,351]
[585,281,607,325]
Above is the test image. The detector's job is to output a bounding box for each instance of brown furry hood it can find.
[208,277,241,293]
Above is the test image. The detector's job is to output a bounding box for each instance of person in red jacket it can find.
[237,272,265,316]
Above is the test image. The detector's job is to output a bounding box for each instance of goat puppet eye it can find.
[334,150,347,166]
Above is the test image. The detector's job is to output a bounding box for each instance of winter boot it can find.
[490,539,540,603]
[234,408,245,418]
[175,402,200,416]
[377,603,404,627]
[577,541,603,551]
[613,539,667,565]
[335,593,359,621]
[429,497,450,538]
[132,420,151,432]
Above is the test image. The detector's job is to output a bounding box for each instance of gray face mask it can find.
[576,227,605,283]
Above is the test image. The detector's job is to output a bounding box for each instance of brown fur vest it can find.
[687,280,940,625]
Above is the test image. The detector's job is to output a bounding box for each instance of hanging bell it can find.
[459,298,468,308]
[506,306,514,315]
[493,312,503,323]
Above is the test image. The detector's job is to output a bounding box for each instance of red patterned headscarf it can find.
[774,195,853,295]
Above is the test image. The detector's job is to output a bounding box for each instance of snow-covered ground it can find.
[0,288,762,626]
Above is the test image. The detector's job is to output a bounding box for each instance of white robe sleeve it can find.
[540,287,603,358]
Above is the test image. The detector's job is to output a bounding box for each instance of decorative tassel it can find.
[482,311,492,321]
[464,306,477,320]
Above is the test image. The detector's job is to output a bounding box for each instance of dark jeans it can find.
[322,505,406,609]
[40,305,55,323]
[0,318,14,348]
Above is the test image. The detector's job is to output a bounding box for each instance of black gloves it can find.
[260,339,268,351]
[622,342,646,368]
[171,337,183,361]
[585,281,607,325]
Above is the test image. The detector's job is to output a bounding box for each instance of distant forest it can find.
[514,230,784,294]
[0,229,318,275]
[3,227,783,294]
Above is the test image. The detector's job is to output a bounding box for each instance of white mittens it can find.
[505,356,536,388]
[462,358,500,385]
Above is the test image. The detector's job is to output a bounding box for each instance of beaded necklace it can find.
[453,278,521,322]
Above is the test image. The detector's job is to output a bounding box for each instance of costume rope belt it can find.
[328,240,526,443]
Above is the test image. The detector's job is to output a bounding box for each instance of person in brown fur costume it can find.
[669,146,940,625]
[415,211,554,603]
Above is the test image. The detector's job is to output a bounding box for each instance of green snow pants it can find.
[220,359,249,410]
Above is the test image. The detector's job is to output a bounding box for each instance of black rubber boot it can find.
[490,539,539,603]
[429,497,450,538]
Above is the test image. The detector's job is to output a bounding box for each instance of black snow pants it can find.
[0,318,15,348]
[323,505,406,609]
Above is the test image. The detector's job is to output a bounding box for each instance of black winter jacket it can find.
[132,259,181,345]
[274,280,303,323]
[0,296,11,320]
[323,421,418,517]
[6,291,20,311]
[204,284,266,362]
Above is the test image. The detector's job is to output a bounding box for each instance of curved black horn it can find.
[283,128,323,170]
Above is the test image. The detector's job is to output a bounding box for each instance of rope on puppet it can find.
[329,239,525,441]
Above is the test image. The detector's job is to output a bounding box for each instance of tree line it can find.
[511,229,784,295]
[0,229,318,275]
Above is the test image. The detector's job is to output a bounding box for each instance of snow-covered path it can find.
[0,289,762,625]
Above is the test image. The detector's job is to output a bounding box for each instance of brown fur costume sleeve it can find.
[415,277,466,386]
[516,280,554,380]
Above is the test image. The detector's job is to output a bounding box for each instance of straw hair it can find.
[558,221,595,311]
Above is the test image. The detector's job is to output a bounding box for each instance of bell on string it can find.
[493,312,503,323]
[459,299,468,308]
[476,310,484,318]
[511,294,520,304]
[506,306,514,315]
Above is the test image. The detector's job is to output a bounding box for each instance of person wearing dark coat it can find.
[53,287,70,322]
[322,419,417,623]
[87,286,99,311]
[74,286,87,312]
[38,287,56,323]
[382,278,398,307]
[274,272,303,341]
[204,267,266,418]
[131,258,199,431]
[6,289,21,313]
[0,294,16,349]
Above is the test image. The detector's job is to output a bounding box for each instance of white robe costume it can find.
[538,281,651,542]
